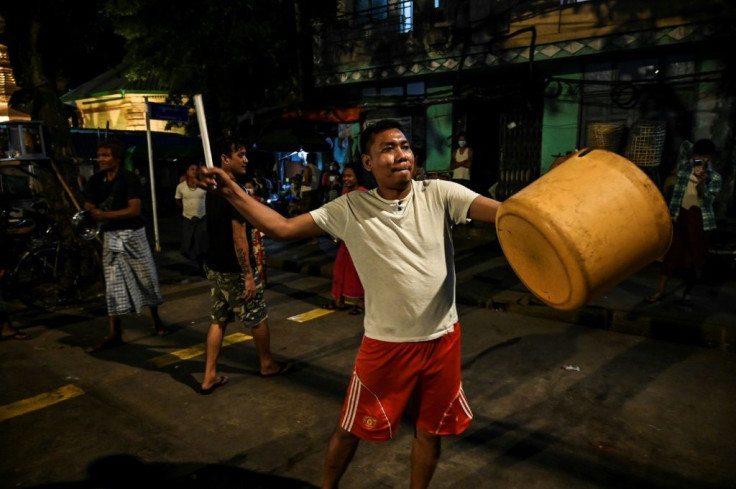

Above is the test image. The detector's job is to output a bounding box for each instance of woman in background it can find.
[323,163,366,314]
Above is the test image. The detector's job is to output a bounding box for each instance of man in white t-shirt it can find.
[200,119,501,489]
[175,163,208,267]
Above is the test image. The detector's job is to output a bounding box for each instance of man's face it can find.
[361,128,414,190]
[693,153,710,166]
[97,147,118,172]
[186,165,199,179]
[693,153,710,177]
[222,146,248,177]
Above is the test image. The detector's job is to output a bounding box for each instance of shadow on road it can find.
[28,454,318,489]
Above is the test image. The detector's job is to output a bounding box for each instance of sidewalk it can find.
[226,219,736,352]
[151,211,736,352]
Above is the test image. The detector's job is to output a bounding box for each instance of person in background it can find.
[646,139,722,307]
[0,294,27,341]
[284,173,302,217]
[175,163,208,270]
[300,152,321,244]
[299,152,321,215]
[322,163,366,314]
[0,200,30,340]
[200,137,290,394]
[199,119,501,488]
[321,160,342,203]
[244,179,268,288]
[253,168,275,201]
[449,131,473,189]
[84,138,169,352]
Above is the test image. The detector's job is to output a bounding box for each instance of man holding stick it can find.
[200,120,501,488]
[200,137,290,394]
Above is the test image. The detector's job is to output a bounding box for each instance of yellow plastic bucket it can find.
[495,149,672,311]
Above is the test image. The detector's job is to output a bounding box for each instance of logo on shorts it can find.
[362,416,377,430]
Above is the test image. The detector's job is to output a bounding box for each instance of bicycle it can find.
[1,202,104,312]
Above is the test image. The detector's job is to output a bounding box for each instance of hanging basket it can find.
[587,122,624,152]
[624,121,666,167]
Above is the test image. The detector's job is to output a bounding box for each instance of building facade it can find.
[306,0,735,213]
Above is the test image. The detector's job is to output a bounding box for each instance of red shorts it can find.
[338,323,472,441]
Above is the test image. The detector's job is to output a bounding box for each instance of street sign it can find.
[148,103,189,122]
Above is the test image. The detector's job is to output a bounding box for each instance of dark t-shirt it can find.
[205,191,256,273]
[85,169,146,231]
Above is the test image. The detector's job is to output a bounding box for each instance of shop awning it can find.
[280,107,362,123]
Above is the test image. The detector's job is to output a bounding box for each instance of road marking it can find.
[148,332,253,368]
[0,384,85,423]
[288,308,336,323]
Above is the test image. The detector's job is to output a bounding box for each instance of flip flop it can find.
[199,375,229,395]
[322,301,347,311]
[154,326,174,337]
[644,292,663,303]
[259,363,293,378]
[1,330,29,341]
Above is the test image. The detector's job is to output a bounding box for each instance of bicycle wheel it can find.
[13,245,79,311]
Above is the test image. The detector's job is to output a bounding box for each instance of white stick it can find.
[194,94,214,168]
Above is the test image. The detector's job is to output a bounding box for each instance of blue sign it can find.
[148,103,189,122]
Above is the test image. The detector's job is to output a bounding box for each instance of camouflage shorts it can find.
[205,265,268,327]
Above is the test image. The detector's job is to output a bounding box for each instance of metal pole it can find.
[144,97,161,252]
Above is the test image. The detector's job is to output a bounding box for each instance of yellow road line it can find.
[149,332,253,368]
[0,384,85,423]
[287,308,336,323]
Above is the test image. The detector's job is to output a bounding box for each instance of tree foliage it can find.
[1,1,124,159]
[102,0,304,139]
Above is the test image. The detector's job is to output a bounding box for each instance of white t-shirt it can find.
[310,179,479,342]
[175,181,207,219]
[452,148,471,181]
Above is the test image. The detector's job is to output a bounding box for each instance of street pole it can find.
[144,97,161,252]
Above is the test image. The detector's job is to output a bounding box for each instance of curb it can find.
[461,289,734,352]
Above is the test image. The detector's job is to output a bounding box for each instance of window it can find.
[355,0,388,24]
[400,1,413,33]
[354,0,413,33]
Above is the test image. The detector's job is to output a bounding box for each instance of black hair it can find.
[360,119,404,155]
[97,138,126,161]
[693,139,716,156]
[342,162,364,186]
[214,137,245,168]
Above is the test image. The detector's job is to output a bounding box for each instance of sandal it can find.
[1,329,29,341]
[348,306,364,315]
[153,325,174,336]
[322,301,347,311]
[645,292,663,303]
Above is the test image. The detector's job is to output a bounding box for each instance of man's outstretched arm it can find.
[201,167,324,241]
[468,195,501,224]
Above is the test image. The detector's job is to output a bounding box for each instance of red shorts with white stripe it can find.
[338,323,472,441]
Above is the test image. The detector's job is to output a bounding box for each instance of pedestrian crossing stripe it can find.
[149,332,253,368]
[0,384,85,423]
[287,308,336,323]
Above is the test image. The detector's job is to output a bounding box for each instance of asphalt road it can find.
[1,267,735,489]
